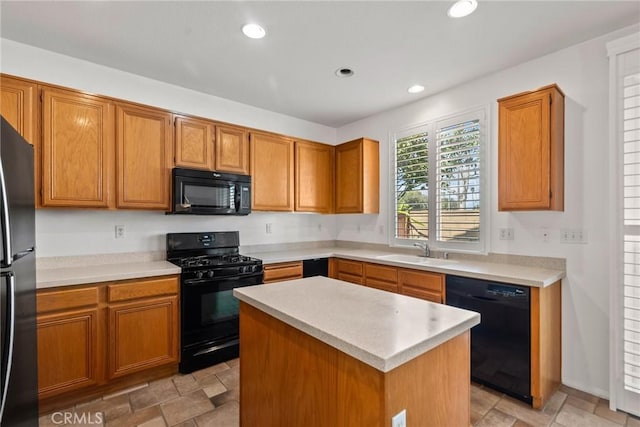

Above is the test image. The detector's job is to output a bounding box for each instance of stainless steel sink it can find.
[375,254,458,266]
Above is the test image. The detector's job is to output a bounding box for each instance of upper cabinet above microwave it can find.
[174,116,250,176]
[498,84,564,211]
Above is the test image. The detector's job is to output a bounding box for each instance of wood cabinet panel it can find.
[37,308,99,398]
[498,84,564,211]
[250,132,294,211]
[295,140,334,213]
[364,263,398,293]
[108,295,178,378]
[335,138,379,213]
[1,75,37,144]
[398,269,444,303]
[42,87,114,207]
[215,124,250,174]
[335,259,363,277]
[107,276,179,302]
[37,286,98,313]
[116,104,172,209]
[263,262,303,283]
[174,115,214,170]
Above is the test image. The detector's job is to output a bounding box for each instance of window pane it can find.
[395,131,429,240]
[436,119,481,242]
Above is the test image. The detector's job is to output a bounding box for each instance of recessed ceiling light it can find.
[447,0,478,18]
[408,85,425,94]
[242,23,266,39]
[335,68,354,78]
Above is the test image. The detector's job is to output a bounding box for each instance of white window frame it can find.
[388,106,489,254]
[608,31,640,416]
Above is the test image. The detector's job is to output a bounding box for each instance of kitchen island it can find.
[234,276,480,427]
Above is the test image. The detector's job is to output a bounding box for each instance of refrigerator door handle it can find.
[0,162,11,268]
[0,272,15,423]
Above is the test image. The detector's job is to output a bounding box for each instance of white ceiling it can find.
[1,1,639,127]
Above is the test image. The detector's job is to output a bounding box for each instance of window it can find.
[391,108,486,252]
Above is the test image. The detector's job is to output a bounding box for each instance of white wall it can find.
[0,39,338,256]
[336,24,640,398]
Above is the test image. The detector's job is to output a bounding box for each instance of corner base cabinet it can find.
[498,84,564,211]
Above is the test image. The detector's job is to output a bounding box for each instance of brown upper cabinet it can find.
[1,75,38,144]
[116,103,172,210]
[250,131,294,211]
[335,137,379,213]
[174,115,214,171]
[498,84,564,211]
[294,140,334,213]
[41,87,114,208]
[216,124,250,175]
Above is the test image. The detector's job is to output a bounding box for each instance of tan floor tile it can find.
[471,386,501,417]
[106,405,162,427]
[129,378,179,411]
[210,388,240,407]
[471,409,485,425]
[495,396,553,427]
[172,374,201,396]
[215,366,239,391]
[40,412,69,427]
[226,358,239,368]
[194,401,239,427]
[79,394,131,422]
[203,380,227,399]
[170,420,196,427]
[191,363,230,381]
[514,420,533,427]
[137,417,167,427]
[559,384,600,404]
[627,415,640,427]
[566,394,597,413]
[160,390,214,426]
[543,390,567,416]
[555,403,620,427]
[594,400,628,425]
[475,409,517,427]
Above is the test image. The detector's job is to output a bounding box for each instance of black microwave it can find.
[171,168,251,215]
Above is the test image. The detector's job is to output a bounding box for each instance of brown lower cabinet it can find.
[263,261,303,283]
[36,275,179,412]
[331,258,444,303]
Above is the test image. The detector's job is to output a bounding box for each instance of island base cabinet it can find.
[240,302,470,427]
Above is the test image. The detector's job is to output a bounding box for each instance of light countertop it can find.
[234,276,480,372]
[36,261,181,289]
[251,247,565,287]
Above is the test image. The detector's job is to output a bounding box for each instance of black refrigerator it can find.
[0,116,38,426]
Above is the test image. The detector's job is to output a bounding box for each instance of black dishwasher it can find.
[446,275,531,403]
[302,258,329,277]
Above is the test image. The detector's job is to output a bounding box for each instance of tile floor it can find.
[39,358,639,426]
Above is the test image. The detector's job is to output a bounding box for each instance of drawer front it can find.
[336,259,363,276]
[108,276,179,303]
[337,272,364,285]
[38,286,99,313]
[365,263,397,283]
[398,269,443,293]
[401,287,442,304]
[264,262,303,283]
[366,278,398,293]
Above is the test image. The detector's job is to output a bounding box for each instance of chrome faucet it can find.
[413,241,430,258]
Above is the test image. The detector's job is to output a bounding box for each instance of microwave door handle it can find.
[234,184,241,212]
[0,163,11,267]
[0,272,15,423]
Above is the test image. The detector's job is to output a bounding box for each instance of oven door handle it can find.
[183,273,263,286]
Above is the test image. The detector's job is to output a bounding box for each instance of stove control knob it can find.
[195,271,204,279]
[250,265,257,272]
[207,270,215,278]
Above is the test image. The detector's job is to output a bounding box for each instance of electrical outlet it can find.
[560,228,587,244]
[115,225,125,239]
[391,409,406,427]
[265,223,273,234]
[499,228,514,240]
[540,228,551,243]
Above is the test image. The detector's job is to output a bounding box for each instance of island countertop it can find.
[234,276,480,372]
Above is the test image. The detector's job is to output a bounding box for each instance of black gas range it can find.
[167,231,263,373]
